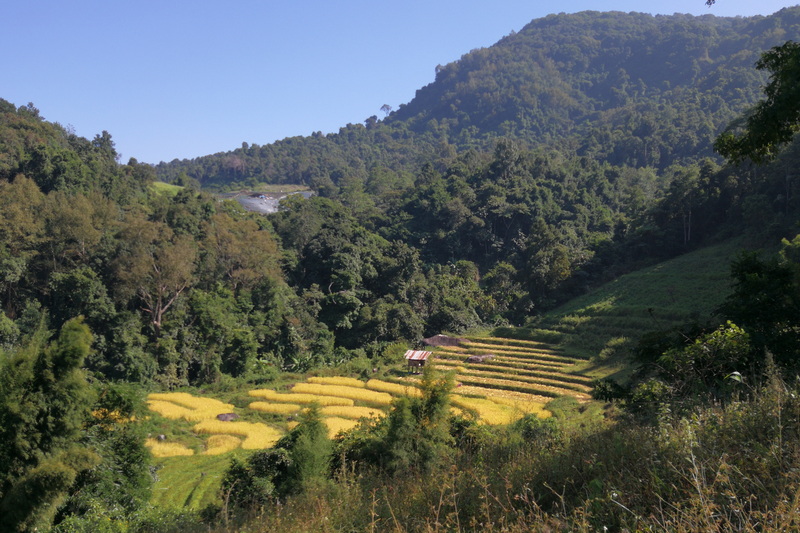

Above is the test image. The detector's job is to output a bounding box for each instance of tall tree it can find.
[0,318,98,532]
[715,41,800,163]
[115,218,197,336]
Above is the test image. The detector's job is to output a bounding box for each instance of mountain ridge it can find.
[156,7,800,188]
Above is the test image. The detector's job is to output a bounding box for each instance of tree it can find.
[0,318,98,531]
[715,41,800,163]
[718,239,800,374]
[115,218,197,336]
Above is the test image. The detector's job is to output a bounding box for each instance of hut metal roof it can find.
[404,350,432,361]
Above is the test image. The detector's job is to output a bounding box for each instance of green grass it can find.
[151,452,245,510]
[509,239,745,381]
[149,181,184,196]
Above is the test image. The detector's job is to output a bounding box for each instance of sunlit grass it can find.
[150,454,236,510]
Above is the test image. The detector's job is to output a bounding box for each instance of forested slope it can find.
[156,8,800,188]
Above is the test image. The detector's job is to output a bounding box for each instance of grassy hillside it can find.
[503,239,743,381]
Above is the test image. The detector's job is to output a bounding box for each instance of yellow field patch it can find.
[323,416,360,438]
[320,405,385,420]
[249,401,302,415]
[248,389,354,406]
[146,393,235,422]
[148,392,234,412]
[451,395,523,425]
[204,434,242,455]
[291,383,393,405]
[193,420,284,449]
[146,400,195,421]
[145,438,195,457]
[366,379,423,398]
[452,385,549,404]
[307,376,365,388]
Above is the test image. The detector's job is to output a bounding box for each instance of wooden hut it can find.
[404,350,432,373]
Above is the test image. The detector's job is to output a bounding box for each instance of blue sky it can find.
[1,1,795,164]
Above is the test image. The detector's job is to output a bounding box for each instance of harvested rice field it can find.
[144,392,285,457]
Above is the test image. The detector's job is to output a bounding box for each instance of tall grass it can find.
[210,380,800,532]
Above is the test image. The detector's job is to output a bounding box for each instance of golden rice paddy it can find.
[319,405,385,420]
[291,383,393,405]
[146,392,235,422]
[323,416,360,438]
[248,389,354,406]
[193,420,284,450]
[146,399,196,421]
[450,396,522,425]
[145,438,195,457]
[488,397,550,418]
[455,384,552,405]
[249,401,302,415]
[366,379,423,398]
[203,434,242,455]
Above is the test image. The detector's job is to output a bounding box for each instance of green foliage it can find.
[220,405,332,515]
[0,450,98,533]
[280,405,332,495]
[719,240,800,374]
[716,41,800,163]
[56,384,153,522]
[335,364,455,476]
[0,318,99,532]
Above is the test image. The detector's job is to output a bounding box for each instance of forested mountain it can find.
[156,8,800,188]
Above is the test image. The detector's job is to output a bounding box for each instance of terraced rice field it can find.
[145,335,578,461]
[146,337,569,510]
[431,336,592,402]
[144,392,285,457]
